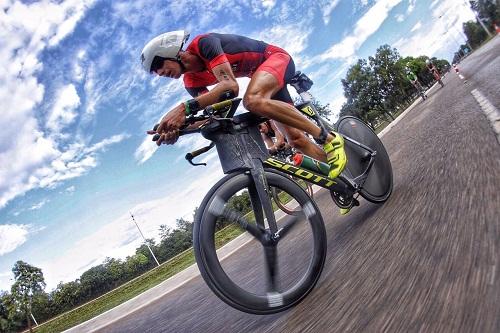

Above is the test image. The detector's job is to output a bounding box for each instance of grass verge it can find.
[32,222,247,333]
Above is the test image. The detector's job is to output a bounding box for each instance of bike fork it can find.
[248,162,278,234]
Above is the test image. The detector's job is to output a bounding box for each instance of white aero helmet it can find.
[140,30,190,73]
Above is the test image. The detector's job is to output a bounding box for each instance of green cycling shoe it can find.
[323,132,347,179]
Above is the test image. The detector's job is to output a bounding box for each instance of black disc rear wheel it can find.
[336,116,393,203]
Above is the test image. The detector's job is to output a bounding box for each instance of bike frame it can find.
[198,109,377,234]
[181,75,379,234]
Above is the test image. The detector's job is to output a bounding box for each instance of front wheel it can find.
[336,116,393,203]
[193,170,327,314]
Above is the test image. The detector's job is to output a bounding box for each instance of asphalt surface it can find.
[95,37,499,333]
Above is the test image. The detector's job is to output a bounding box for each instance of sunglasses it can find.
[150,56,166,73]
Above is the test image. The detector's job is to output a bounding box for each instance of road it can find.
[96,37,499,333]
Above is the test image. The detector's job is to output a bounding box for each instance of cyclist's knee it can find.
[243,93,266,114]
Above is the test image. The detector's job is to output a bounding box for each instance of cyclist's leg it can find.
[243,51,346,177]
[271,88,325,160]
[274,121,324,160]
[244,68,325,143]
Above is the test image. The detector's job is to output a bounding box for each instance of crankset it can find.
[330,191,360,209]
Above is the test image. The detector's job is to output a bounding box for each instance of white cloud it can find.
[47,84,81,132]
[256,23,313,66]
[395,13,405,22]
[29,199,50,211]
[410,21,422,32]
[328,95,347,121]
[0,224,30,255]
[262,0,277,10]
[0,0,97,209]
[65,185,76,194]
[73,49,86,82]
[320,0,403,61]
[319,0,341,25]
[135,137,160,165]
[392,0,475,58]
[0,133,128,209]
[48,1,95,46]
[407,0,416,14]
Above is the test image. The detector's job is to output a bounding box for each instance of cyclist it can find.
[425,59,443,87]
[142,31,347,179]
[405,66,427,100]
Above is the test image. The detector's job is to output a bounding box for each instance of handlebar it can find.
[151,98,243,166]
[151,98,242,142]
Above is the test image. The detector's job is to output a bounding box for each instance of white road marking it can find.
[471,89,500,144]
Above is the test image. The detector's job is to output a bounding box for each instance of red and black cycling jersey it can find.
[184,33,288,97]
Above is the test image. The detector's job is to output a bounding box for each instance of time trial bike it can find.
[152,71,393,314]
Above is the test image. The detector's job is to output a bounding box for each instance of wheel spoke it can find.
[207,196,264,240]
[263,243,279,292]
[275,215,302,240]
[223,207,264,240]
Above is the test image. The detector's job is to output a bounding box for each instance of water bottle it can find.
[293,153,330,176]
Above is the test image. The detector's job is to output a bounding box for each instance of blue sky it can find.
[0,0,476,291]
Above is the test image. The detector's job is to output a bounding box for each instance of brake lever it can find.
[185,153,207,167]
[185,142,215,167]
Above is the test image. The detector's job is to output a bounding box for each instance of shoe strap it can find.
[314,126,329,144]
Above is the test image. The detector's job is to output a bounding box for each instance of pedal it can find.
[352,197,360,207]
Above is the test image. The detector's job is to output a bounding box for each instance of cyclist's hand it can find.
[147,104,185,146]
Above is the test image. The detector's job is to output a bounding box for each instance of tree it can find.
[368,45,406,120]
[311,99,333,120]
[463,20,489,49]
[103,257,126,287]
[50,281,82,313]
[469,0,500,29]
[340,59,378,125]
[159,224,172,241]
[124,253,149,276]
[10,261,46,332]
[79,264,112,299]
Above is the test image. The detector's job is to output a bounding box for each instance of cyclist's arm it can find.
[261,133,275,150]
[189,62,239,111]
[184,36,239,115]
[269,120,286,149]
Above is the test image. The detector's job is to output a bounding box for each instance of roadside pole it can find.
[130,212,161,267]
